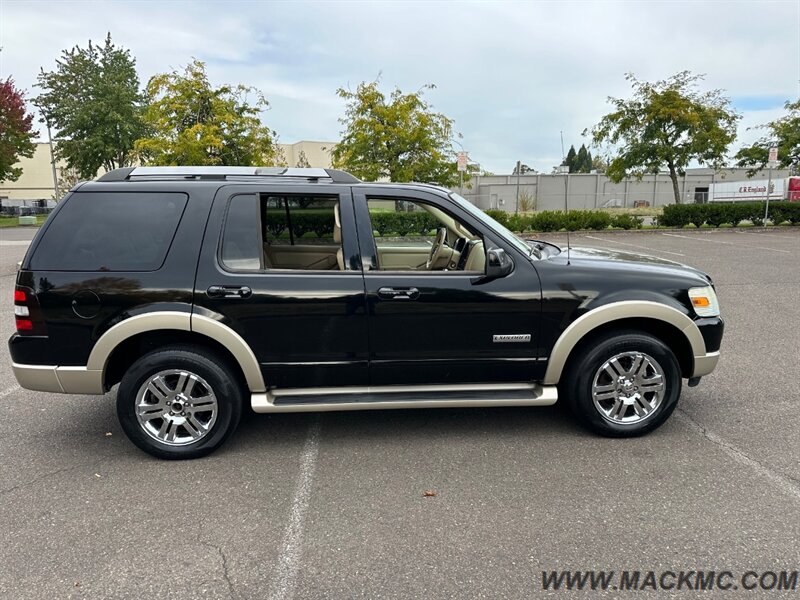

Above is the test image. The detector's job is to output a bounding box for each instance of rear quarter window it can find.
[30,191,188,272]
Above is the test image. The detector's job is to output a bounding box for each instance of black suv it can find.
[9,167,723,459]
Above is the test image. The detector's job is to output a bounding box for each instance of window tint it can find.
[221,194,261,270]
[30,192,187,272]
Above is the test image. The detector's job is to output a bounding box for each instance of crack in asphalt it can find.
[676,408,800,501]
[204,542,236,599]
[0,385,21,400]
[0,464,88,496]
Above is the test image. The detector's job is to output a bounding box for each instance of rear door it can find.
[194,184,369,390]
[353,186,544,386]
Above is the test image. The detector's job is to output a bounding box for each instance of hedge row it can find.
[266,211,441,239]
[659,202,800,228]
[485,210,643,232]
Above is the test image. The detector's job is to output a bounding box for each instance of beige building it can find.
[0,140,337,202]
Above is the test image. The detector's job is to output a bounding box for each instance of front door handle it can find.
[207,285,252,299]
[377,287,420,300]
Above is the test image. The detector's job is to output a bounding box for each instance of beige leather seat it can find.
[464,240,486,272]
[334,203,345,270]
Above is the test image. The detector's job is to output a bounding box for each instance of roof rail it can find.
[97,166,361,184]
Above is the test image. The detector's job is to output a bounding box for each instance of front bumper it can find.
[690,316,724,377]
[691,351,720,377]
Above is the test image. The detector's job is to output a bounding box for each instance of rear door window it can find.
[30,191,188,271]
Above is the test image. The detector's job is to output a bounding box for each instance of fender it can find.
[85,311,266,393]
[542,300,707,385]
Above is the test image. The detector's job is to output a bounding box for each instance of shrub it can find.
[661,201,799,228]
[517,189,536,212]
[584,211,613,230]
[530,211,564,232]
[610,213,644,229]
[485,210,509,227]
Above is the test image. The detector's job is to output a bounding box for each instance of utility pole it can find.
[560,131,565,162]
[515,160,521,214]
[764,147,778,224]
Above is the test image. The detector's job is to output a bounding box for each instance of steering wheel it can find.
[426,227,448,270]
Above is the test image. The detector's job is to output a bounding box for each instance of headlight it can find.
[688,285,720,317]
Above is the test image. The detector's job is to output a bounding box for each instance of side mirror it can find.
[478,247,514,282]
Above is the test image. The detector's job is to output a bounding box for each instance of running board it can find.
[251,382,558,413]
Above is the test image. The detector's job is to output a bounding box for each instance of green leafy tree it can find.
[587,71,740,203]
[331,80,463,186]
[135,59,279,166]
[35,33,145,178]
[735,100,800,174]
[0,77,37,182]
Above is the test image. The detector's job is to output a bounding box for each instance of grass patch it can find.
[0,215,47,228]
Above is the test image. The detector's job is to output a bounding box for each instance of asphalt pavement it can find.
[0,226,798,599]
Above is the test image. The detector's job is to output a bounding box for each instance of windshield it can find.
[448,192,535,257]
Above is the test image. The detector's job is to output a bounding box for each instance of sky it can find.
[1,0,798,174]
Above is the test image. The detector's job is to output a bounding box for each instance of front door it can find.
[194,184,369,390]
[352,187,543,386]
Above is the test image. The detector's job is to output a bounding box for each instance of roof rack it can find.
[96,166,361,184]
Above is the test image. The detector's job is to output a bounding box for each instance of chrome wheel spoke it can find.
[182,417,203,439]
[187,395,215,412]
[594,390,617,402]
[604,358,626,378]
[137,405,165,421]
[148,377,171,402]
[610,398,626,420]
[639,375,664,393]
[629,354,644,377]
[175,372,197,397]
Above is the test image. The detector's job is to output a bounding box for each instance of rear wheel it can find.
[117,346,243,459]
[562,331,681,437]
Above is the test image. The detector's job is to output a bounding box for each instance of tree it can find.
[575,144,592,173]
[512,163,535,175]
[0,77,37,182]
[331,80,463,186]
[35,33,145,179]
[295,149,310,168]
[562,145,577,172]
[587,71,740,203]
[135,59,279,166]
[735,100,800,174]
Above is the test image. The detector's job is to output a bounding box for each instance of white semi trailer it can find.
[707,177,800,202]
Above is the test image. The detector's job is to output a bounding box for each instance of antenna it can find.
[566,230,571,265]
[560,131,565,161]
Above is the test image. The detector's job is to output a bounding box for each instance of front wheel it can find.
[561,331,682,437]
[117,346,243,459]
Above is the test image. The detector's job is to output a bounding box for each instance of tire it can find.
[561,330,681,437]
[117,345,243,459]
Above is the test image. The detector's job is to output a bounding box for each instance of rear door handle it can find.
[377,287,420,300]
[207,285,252,299]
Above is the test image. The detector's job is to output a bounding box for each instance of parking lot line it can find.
[738,230,800,240]
[269,417,322,600]
[676,410,800,503]
[583,235,685,256]
[662,232,791,253]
